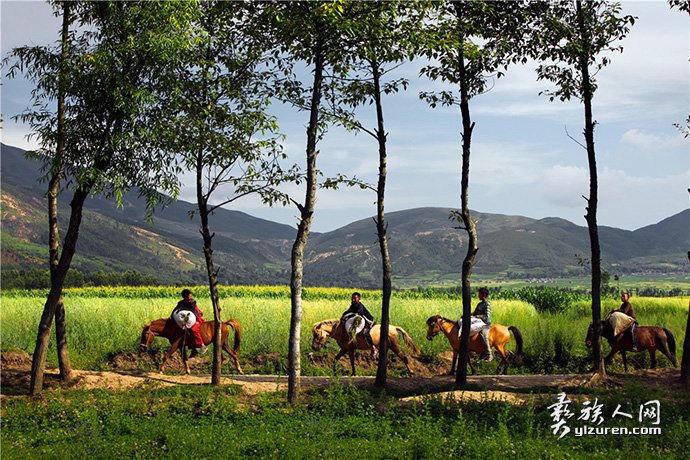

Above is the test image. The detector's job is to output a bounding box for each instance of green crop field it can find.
[1,286,686,375]
[2,286,689,458]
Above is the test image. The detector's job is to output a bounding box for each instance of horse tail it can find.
[225,318,242,353]
[395,326,421,355]
[662,328,677,360]
[509,326,524,365]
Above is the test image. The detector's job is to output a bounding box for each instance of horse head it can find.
[585,323,594,348]
[585,321,610,348]
[311,320,337,351]
[139,324,156,354]
[426,315,443,341]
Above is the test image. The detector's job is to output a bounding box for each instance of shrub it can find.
[497,287,584,314]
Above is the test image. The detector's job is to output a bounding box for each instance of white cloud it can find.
[620,129,687,149]
[539,165,589,208]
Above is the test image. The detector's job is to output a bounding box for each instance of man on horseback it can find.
[341,292,378,359]
[472,287,492,361]
[609,291,638,352]
[171,289,207,354]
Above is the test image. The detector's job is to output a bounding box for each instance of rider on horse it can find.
[171,289,207,354]
[608,291,638,352]
[472,287,492,361]
[341,292,378,359]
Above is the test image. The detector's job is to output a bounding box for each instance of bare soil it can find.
[2,350,686,403]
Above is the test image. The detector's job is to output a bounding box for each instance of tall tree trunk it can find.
[196,149,223,385]
[53,0,72,382]
[681,251,690,385]
[454,1,478,387]
[577,0,606,377]
[31,115,117,394]
[31,189,89,395]
[372,59,392,388]
[288,41,324,405]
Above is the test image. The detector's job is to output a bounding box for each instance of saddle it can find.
[172,310,197,330]
[457,316,486,338]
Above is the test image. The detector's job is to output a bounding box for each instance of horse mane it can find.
[313,319,340,330]
[426,315,455,326]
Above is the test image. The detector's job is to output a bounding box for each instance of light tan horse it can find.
[425,315,523,375]
[139,317,243,375]
[311,319,421,375]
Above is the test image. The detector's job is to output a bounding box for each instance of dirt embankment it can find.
[2,350,685,403]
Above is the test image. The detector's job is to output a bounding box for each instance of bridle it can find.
[140,328,157,352]
[426,316,452,340]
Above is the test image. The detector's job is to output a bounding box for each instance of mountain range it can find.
[1,143,688,288]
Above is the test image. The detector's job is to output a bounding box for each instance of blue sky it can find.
[2,1,688,233]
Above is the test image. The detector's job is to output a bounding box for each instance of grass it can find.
[1,289,686,375]
[1,382,689,459]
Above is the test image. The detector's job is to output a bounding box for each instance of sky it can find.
[1,1,688,233]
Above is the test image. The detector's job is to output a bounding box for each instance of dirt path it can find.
[2,351,684,403]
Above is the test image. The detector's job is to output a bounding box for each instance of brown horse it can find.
[585,321,676,372]
[139,317,243,375]
[425,315,523,375]
[311,319,421,376]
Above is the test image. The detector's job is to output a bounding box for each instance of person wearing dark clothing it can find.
[171,289,207,353]
[472,287,493,361]
[614,291,638,351]
[341,292,377,358]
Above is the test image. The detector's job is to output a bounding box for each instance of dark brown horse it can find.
[426,315,524,375]
[311,319,421,376]
[586,321,677,372]
[140,317,243,375]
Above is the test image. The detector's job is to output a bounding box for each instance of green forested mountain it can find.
[2,143,688,287]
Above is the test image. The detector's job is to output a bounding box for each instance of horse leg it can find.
[468,357,476,375]
[621,351,628,373]
[603,347,617,368]
[222,341,244,375]
[160,338,181,373]
[348,349,357,376]
[649,349,657,369]
[390,338,414,375]
[495,349,508,375]
[450,350,458,375]
[333,349,347,374]
[656,338,677,368]
[181,347,190,375]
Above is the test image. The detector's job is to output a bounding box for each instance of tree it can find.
[270,1,354,404]
[162,1,287,385]
[418,0,535,386]
[533,0,634,378]
[334,1,424,387]
[6,1,196,394]
[669,0,689,385]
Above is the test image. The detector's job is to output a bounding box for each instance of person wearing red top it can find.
[171,289,207,354]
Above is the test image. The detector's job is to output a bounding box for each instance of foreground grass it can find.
[1,382,689,459]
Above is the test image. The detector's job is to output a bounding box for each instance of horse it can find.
[585,321,677,372]
[425,315,523,375]
[139,317,243,375]
[311,319,421,376]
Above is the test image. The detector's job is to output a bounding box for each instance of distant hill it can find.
[2,143,688,287]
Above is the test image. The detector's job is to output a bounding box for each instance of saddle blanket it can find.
[608,311,634,337]
[457,316,486,337]
[173,310,197,330]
